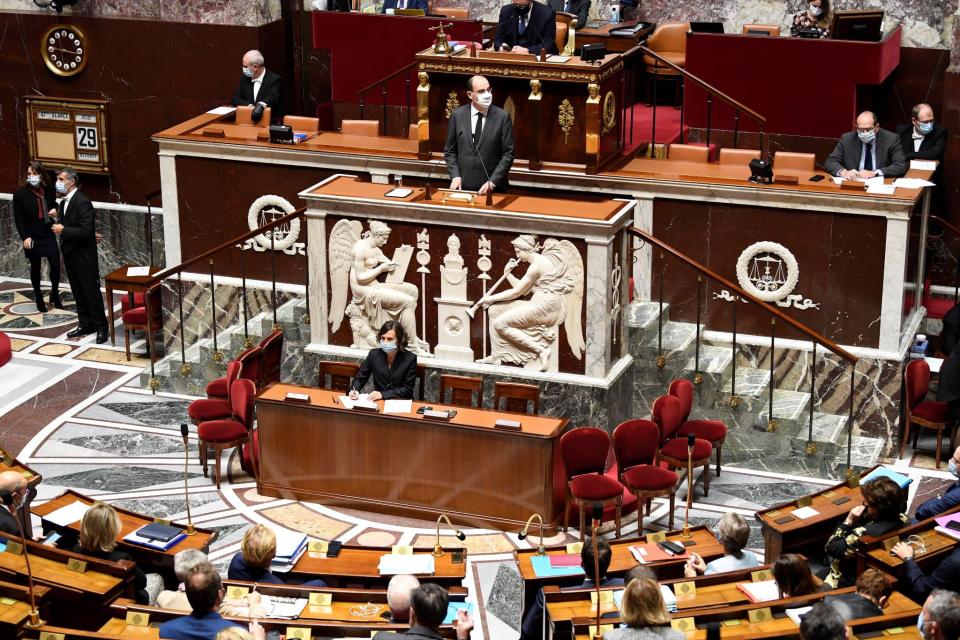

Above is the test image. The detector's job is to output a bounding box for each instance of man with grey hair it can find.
[825,110,906,179]
[231,49,282,123]
[157,549,264,617]
[0,471,28,535]
[386,574,420,623]
[50,167,108,343]
[919,589,960,640]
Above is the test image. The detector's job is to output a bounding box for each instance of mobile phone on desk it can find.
[809,174,825,182]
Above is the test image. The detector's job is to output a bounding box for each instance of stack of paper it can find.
[785,606,813,625]
[261,594,308,619]
[43,501,91,527]
[660,584,678,612]
[378,553,436,575]
[383,399,413,414]
[338,394,379,411]
[529,555,584,578]
[736,579,781,603]
[271,530,308,573]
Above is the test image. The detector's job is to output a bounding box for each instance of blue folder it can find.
[530,555,585,578]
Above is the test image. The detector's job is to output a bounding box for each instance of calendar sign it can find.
[24,96,110,175]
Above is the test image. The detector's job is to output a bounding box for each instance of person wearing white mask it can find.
[443,75,515,195]
[12,161,62,313]
[230,49,282,123]
[912,445,960,520]
[824,110,907,180]
[790,0,831,38]
[348,320,418,401]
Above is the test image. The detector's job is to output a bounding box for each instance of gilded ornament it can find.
[692,372,703,386]
[211,350,224,363]
[602,91,616,135]
[729,395,741,409]
[529,79,541,98]
[655,354,667,369]
[302,314,311,325]
[587,83,599,101]
[148,377,161,391]
[180,362,192,376]
[766,419,779,432]
[418,72,429,88]
[804,441,818,456]
[558,99,575,143]
[504,96,517,125]
[445,91,460,120]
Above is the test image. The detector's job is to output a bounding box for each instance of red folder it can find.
[549,553,582,567]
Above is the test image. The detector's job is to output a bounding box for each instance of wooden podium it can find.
[414,47,625,173]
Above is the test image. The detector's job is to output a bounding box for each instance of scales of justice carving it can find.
[328,223,585,372]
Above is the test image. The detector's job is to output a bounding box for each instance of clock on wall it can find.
[40,24,88,77]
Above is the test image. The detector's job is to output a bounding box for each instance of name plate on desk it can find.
[202,128,225,138]
[125,611,150,627]
[423,409,455,421]
[840,180,866,191]
[494,419,522,431]
[773,174,799,185]
[5,541,23,556]
[285,392,311,403]
[67,558,87,574]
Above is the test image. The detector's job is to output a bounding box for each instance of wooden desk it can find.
[32,490,215,579]
[287,544,466,588]
[257,383,567,531]
[0,579,51,640]
[0,451,41,538]
[576,21,655,53]
[858,503,960,576]
[102,265,162,357]
[755,467,873,563]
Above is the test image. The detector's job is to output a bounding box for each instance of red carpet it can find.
[624,103,686,153]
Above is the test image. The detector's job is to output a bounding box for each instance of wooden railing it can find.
[629,226,859,472]
[636,44,767,158]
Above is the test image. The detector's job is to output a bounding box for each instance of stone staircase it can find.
[628,301,880,480]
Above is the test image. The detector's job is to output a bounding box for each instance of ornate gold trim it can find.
[444,91,460,120]
[558,99,574,144]
[602,90,616,135]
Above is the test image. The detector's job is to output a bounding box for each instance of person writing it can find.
[349,320,418,401]
[824,111,907,179]
[790,0,831,38]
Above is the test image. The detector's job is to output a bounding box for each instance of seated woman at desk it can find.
[603,578,685,640]
[684,513,759,576]
[822,476,908,588]
[228,524,326,586]
[74,502,152,604]
[790,0,831,38]
[773,553,822,597]
[349,320,417,401]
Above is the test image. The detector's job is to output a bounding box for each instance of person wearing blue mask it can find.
[349,320,418,401]
[824,111,907,180]
[230,49,282,123]
[897,104,948,164]
[913,445,960,521]
[917,589,960,640]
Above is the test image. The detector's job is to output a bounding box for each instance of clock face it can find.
[41,25,88,77]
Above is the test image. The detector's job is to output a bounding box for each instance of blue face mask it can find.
[858,130,876,144]
[918,122,934,135]
[949,458,958,478]
[380,340,397,353]
[242,66,254,78]
[55,180,68,195]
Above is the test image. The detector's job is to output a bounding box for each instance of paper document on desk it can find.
[866,183,896,195]
[207,106,236,115]
[790,506,820,519]
[736,579,781,603]
[383,399,413,414]
[260,594,308,619]
[338,394,378,410]
[543,55,571,63]
[44,501,91,526]
[126,266,151,277]
[786,606,813,625]
[893,178,936,189]
[378,553,436,575]
[910,159,937,171]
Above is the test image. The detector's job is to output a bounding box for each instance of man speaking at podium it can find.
[444,75,515,195]
[494,0,558,55]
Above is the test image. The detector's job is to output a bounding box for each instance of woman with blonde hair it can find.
[228,524,326,586]
[73,502,150,604]
[604,578,684,640]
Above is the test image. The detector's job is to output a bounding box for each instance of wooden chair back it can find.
[668,143,710,162]
[282,115,320,132]
[742,24,781,36]
[236,105,271,127]
[773,151,815,172]
[718,148,761,165]
[439,374,483,408]
[318,361,360,392]
[340,119,379,136]
[493,381,540,414]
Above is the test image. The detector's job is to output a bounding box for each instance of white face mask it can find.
[476,92,493,107]
[26,175,41,187]
[858,130,876,144]
[809,4,823,16]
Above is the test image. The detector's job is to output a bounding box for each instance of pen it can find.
[331,394,339,405]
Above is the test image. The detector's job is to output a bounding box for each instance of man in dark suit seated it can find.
[373,582,473,640]
[548,0,590,30]
[231,49,282,123]
[381,0,428,12]
[823,568,891,622]
[444,75,515,195]
[897,102,949,214]
[158,563,235,640]
[494,0,558,55]
[0,471,27,536]
[824,110,907,179]
[912,445,960,520]
[520,538,625,640]
[892,541,960,602]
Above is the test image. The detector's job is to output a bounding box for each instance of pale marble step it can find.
[757,389,812,423]
[683,344,733,375]
[628,301,667,329]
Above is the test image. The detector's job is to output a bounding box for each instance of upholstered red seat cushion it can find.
[188,398,231,422]
[206,377,229,400]
[913,400,949,423]
[122,307,148,325]
[677,419,727,442]
[660,437,712,461]
[120,293,145,314]
[0,332,10,368]
[569,474,624,501]
[622,464,678,491]
[198,419,247,442]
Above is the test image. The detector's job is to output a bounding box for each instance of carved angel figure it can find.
[328,219,431,354]
[476,235,584,371]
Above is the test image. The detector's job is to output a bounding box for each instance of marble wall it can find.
[0,0,281,26]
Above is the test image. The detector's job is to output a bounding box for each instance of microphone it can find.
[180,423,197,536]
[681,434,695,539]
[518,513,545,555]
[469,135,495,206]
[432,513,466,558]
[4,489,43,628]
[423,154,443,201]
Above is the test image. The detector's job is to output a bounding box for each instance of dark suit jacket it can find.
[351,348,417,400]
[0,507,18,536]
[12,185,58,258]
[58,190,98,258]
[915,481,960,520]
[823,592,883,622]
[896,123,948,162]
[372,626,444,640]
[902,547,960,601]
[824,128,906,177]
[231,69,283,113]
[548,0,590,31]
[158,611,235,640]
[494,1,558,55]
[73,544,149,604]
[444,104,515,191]
[381,0,428,12]
[227,552,284,584]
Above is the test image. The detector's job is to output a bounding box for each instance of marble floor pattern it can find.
[0,279,956,639]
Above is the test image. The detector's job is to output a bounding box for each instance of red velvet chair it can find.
[900,360,954,468]
[0,332,11,367]
[197,378,255,488]
[612,419,678,533]
[121,287,162,362]
[241,427,260,479]
[652,395,713,497]
[205,346,262,400]
[258,329,283,388]
[669,379,728,476]
[559,427,624,540]
[188,360,241,425]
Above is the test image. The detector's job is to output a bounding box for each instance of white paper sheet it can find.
[207,106,236,115]
[790,506,820,519]
[378,553,436,575]
[786,606,813,625]
[738,579,781,603]
[338,394,378,410]
[44,501,90,527]
[893,178,936,188]
[383,399,413,414]
[866,183,896,195]
[126,266,150,277]
[927,357,944,373]
[910,159,937,171]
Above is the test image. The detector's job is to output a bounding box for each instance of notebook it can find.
[736,579,781,603]
[860,466,912,489]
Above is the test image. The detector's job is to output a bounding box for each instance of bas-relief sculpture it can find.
[0,0,281,26]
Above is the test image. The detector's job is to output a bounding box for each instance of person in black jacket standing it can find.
[51,167,108,343]
[349,320,418,401]
[12,161,62,313]
[231,49,282,123]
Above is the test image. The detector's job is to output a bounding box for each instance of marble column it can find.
[632,196,653,301]
[159,152,181,266]
[585,237,613,378]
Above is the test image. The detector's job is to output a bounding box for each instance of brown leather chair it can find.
[439,374,483,408]
[667,143,709,162]
[742,24,781,36]
[773,151,816,173]
[555,12,575,53]
[340,119,379,136]
[643,22,690,108]
[493,382,540,414]
[283,115,320,132]
[408,123,419,140]
[318,361,360,392]
[236,105,271,127]
[718,148,761,165]
[436,7,469,18]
